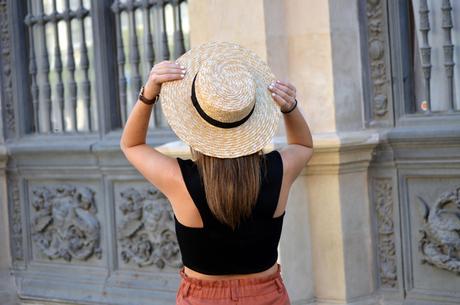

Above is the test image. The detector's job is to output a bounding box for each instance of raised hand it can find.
[268,80,297,113]
[143,60,187,99]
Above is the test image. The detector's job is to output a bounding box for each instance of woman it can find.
[120,42,313,305]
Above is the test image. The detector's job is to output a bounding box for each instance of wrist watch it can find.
[138,85,159,105]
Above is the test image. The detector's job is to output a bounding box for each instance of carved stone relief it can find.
[117,187,182,269]
[8,174,23,262]
[374,178,397,288]
[0,0,16,138]
[366,0,389,118]
[30,184,102,261]
[417,187,460,275]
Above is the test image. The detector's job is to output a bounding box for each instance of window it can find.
[404,0,460,115]
[19,0,189,135]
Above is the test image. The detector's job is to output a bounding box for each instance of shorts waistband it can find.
[179,263,282,287]
[178,264,285,300]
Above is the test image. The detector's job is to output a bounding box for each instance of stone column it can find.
[0,146,19,305]
[282,0,379,303]
[0,1,19,303]
[187,0,378,304]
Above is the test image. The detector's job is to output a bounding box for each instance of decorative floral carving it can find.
[374,179,397,288]
[417,187,460,275]
[117,187,182,269]
[30,184,102,261]
[366,0,389,117]
[7,174,23,262]
[0,0,16,137]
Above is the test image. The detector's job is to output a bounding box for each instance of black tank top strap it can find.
[176,157,216,227]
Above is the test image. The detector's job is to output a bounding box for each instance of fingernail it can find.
[181,65,186,69]
[271,93,276,96]
[181,74,185,78]
[276,80,281,83]
[268,85,273,89]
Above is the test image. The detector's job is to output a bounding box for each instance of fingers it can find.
[153,73,184,83]
[270,90,291,111]
[149,60,187,84]
[154,67,185,75]
[268,81,295,100]
[267,79,297,111]
[152,61,186,74]
[154,60,186,70]
[273,80,296,97]
[276,79,296,93]
[269,84,292,102]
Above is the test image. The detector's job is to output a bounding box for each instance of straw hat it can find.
[159,41,281,158]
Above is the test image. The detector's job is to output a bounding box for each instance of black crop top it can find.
[174,150,285,275]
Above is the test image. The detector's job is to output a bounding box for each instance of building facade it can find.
[1,0,459,304]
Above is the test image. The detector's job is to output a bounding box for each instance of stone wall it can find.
[0,0,459,304]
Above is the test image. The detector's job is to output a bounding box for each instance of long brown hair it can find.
[190,147,268,231]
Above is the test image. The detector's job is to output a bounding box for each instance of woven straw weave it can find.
[159,41,281,158]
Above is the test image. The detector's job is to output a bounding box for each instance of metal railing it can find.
[23,0,189,134]
[110,0,189,128]
[24,0,94,133]
[410,0,460,114]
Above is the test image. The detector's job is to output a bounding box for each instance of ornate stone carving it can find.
[7,174,23,262]
[30,184,102,261]
[0,0,16,137]
[417,187,460,275]
[117,187,182,269]
[374,179,397,288]
[366,0,389,117]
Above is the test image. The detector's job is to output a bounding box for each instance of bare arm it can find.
[268,80,314,185]
[120,60,187,199]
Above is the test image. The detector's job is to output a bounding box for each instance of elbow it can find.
[300,142,313,150]
[120,140,127,151]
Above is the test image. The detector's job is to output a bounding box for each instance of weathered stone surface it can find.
[116,186,182,269]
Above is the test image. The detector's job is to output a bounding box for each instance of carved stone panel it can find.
[364,0,392,124]
[114,184,182,270]
[29,183,102,263]
[417,187,460,274]
[0,0,16,138]
[407,177,460,297]
[373,178,398,288]
[7,174,23,263]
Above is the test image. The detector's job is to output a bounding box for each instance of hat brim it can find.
[159,41,281,158]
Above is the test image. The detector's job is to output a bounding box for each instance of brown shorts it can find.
[176,263,291,304]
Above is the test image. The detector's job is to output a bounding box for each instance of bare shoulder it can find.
[277,144,313,185]
[121,144,183,200]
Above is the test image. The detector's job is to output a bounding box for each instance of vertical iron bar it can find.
[441,0,455,112]
[128,0,142,105]
[77,0,91,131]
[111,0,128,126]
[64,0,77,132]
[52,0,65,132]
[24,0,40,133]
[92,0,121,133]
[160,1,170,60]
[141,0,155,69]
[172,0,185,59]
[419,0,431,113]
[38,0,52,132]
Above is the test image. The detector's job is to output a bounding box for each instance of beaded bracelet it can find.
[281,98,298,114]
